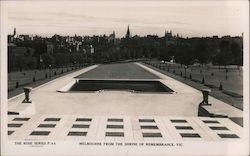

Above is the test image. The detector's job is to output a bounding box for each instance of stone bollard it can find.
[22,87,32,103]
[202,77,205,84]
[200,89,211,105]
[16,81,19,88]
[219,82,223,90]
[189,73,192,80]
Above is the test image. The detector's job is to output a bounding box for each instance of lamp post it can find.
[49,64,52,78]
[39,55,43,70]
[225,68,228,79]
[184,66,187,80]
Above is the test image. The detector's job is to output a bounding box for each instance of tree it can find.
[218,40,231,65]
[194,40,210,64]
[42,53,55,67]
[231,41,242,65]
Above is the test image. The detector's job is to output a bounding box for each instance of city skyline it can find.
[7,1,247,38]
[7,27,243,39]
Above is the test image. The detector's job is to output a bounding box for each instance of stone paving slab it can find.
[7,115,242,141]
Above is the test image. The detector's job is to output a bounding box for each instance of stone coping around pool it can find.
[57,80,76,93]
[58,78,175,94]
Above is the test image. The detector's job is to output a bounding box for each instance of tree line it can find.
[8,35,243,72]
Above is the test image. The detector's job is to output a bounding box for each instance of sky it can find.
[6,1,248,38]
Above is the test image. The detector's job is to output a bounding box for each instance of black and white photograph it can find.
[0,0,249,155]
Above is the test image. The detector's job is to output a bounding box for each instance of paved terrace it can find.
[8,62,243,141]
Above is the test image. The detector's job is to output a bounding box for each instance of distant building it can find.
[165,30,174,46]
[125,25,131,38]
[8,28,17,43]
[66,36,74,43]
[108,31,116,45]
[82,44,95,54]
[75,41,82,52]
[90,45,94,54]
[46,42,54,55]
[18,35,31,41]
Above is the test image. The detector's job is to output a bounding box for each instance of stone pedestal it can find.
[22,87,32,103]
[200,89,211,105]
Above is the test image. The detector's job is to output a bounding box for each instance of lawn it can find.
[8,65,85,92]
[145,60,243,96]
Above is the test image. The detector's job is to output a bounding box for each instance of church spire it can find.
[125,25,131,38]
[13,28,16,36]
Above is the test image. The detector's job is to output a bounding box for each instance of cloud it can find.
[7,2,246,37]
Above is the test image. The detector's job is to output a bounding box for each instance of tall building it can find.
[165,30,174,46]
[8,28,17,43]
[125,25,131,38]
[108,31,116,45]
[13,28,17,37]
